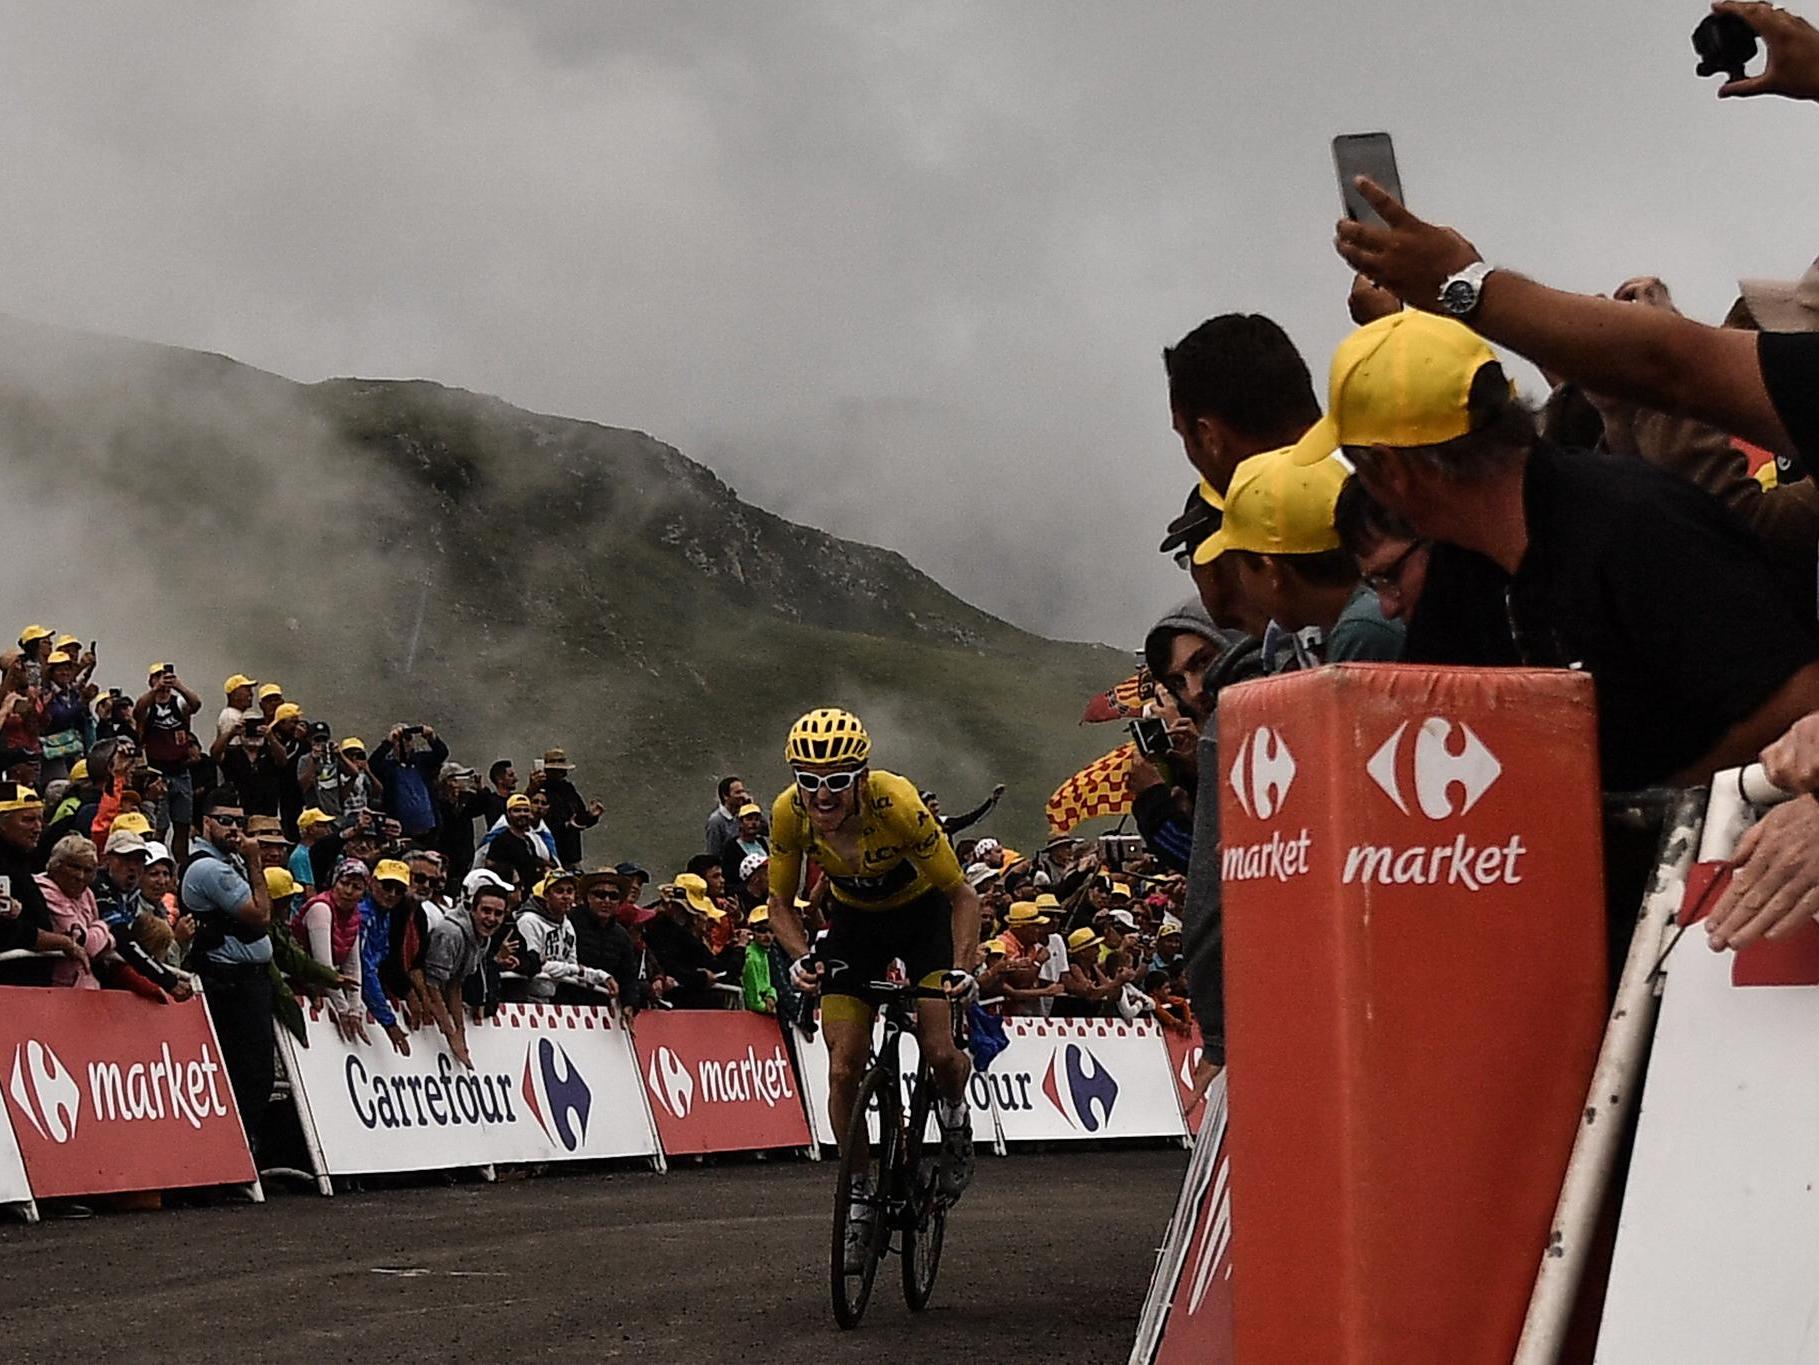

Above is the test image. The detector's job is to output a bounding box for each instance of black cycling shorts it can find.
[818,888,956,1021]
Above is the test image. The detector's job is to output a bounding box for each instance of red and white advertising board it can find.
[278,1000,659,1180]
[1218,666,1607,1363]
[1160,1026,1210,1138]
[988,1017,1185,1144]
[1131,1074,1232,1364]
[793,1021,1002,1154]
[632,1010,812,1156]
[0,1095,30,1217]
[0,988,258,1199]
[1598,918,1819,1361]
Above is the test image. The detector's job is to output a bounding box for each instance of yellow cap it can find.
[1110,881,1133,898]
[223,674,257,694]
[373,859,412,886]
[1195,445,1347,565]
[263,866,299,900]
[736,803,763,818]
[981,936,1010,956]
[110,811,154,836]
[0,785,42,812]
[674,872,724,919]
[747,904,770,926]
[297,807,334,831]
[17,625,52,645]
[54,635,80,652]
[1066,927,1103,953]
[257,683,284,701]
[339,736,366,754]
[69,759,89,782]
[1195,478,1225,511]
[272,702,303,724]
[1288,311,1505,466]
[506,793,533,812]
[147,662,173,679]
[1033,892,1063,912]
[532,870,577,898]
[45,651,75,667]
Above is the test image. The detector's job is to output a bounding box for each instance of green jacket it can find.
[742,942,777,1013]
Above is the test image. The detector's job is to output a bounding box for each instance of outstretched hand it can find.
[1334,177,1481,311]
[1711,2,1819,100]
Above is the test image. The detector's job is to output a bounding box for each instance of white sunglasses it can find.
[794,769,862,794]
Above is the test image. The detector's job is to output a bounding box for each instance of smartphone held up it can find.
[1332,131,1403,228]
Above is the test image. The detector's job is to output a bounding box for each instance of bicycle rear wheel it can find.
[831,1064,898,1330]
[901,1061,948,1311]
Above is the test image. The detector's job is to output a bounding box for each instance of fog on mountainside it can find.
[0,315,1131,869]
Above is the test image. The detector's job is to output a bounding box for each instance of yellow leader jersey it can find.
[768,770,964,911]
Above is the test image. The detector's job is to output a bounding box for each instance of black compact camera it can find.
[1693,12,1758,81]
[243,718,267,740]
[1129,716,1172,760]
[402,724,425,737]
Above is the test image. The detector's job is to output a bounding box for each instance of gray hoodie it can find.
[425,902,484,988]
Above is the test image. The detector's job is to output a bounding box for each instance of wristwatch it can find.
[1438,261,1494,319]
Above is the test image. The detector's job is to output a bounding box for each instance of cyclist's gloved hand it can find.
[940,969,979,1006]
[791,954,822,993]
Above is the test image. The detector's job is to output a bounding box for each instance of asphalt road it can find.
[0,1147,1186,1364]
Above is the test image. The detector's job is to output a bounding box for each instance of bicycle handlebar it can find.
[863,980,970,1052]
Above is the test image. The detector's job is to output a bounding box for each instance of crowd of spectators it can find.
[1123,0,1819,1078]
[0,634,1189,1157]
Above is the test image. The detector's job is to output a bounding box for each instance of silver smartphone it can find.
[1333,131,1404,228]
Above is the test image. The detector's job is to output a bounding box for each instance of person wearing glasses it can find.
[763,708,982,1267]
[1334,476,1431,628]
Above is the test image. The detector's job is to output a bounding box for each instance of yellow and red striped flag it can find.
[1081,670,1152,724]
[1046,743,1136,835]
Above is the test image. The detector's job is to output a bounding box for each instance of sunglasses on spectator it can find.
[794,769,862,794]
[210,812,245,827]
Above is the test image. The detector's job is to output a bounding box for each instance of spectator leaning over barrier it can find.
[140,840,180,923]
[647,876,726,1008]
[1284,310,1819,791]
[424,876,512,1069]
[408,849,451,925]
[36,833,181,1000]
[182,785,277,1138]
[516,869,616,1004]
[996,901,1067,1016]
[358,859,417,1056]
[292,857,371,1042]
[1193,445,1405,664]
[134,664,200,860]
[536,748,604,867]
[370,725,448,842]
[705,775,753,859]
[720,803,770,892]
[574,868,643,1008]
[1334,476,1432,628]
[0,786,86,984]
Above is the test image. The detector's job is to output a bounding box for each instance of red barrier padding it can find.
[632,1011,811,1156]
[1219,665,1607,1363]
[0,988,256,1198]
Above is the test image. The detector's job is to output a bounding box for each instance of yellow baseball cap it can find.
[258,683,284,701]
[982,936,1010,956]
[373,859,412,886]
[272,702,303,724]
[736,803,763,818]
[224,674,257,694]
[339,736,367,754]
[45,651,75,667]
[1195,478,1225,511]
[747,904,770,926]
[506,793,533,812]
[110,811,154,836]
[263,867,300,900]
[297,807,334,832]
[1287,311,1506,466]
[1194,445,1347,564]
[147,662,173,679]
[17,625,52,645]
[69,759,88,782]
[54,635,80,652]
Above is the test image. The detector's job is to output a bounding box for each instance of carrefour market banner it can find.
[0,988,257,1199]
[280,999,660,1176]
[989,1017,1186,1143]
[633,1010,812,1155]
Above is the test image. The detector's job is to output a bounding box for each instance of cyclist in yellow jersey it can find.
[765,708,980,1269]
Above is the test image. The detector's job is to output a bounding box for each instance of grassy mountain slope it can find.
[0,316,1131,871]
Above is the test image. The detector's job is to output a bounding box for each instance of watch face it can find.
[1441,279,1475,315]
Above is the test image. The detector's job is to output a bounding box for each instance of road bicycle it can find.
[830,980,967,1330]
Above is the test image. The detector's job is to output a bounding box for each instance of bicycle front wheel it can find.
[831,1064,897,1330]
[901,1060,948,1311]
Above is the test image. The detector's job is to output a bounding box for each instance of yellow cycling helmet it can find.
[785,707,872,767]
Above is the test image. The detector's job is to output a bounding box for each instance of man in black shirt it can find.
[0,784,85,984]
[1288,311,1819,791]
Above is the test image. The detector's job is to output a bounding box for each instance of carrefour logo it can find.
[1228,726,1296,819]
[7,1037,230,1143]
[1366,718,1502,820]
[8,1041,80,1143]
[646,1045,695,1120]
[522,1039,592,1152]
[1040,1043,1118,1133]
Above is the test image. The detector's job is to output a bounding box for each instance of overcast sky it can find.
[3,1,1816,647]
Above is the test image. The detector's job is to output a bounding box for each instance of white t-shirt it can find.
[1036,931,1068,1018]
[217,705,245,740]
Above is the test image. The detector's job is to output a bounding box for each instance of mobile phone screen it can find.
[1333,132,1404,227]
